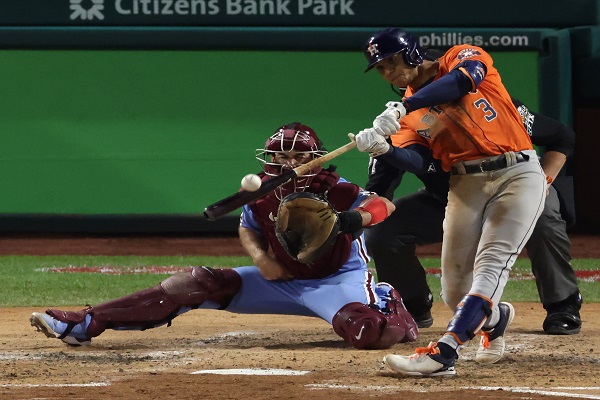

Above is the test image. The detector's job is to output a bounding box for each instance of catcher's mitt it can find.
[275,192,340,263]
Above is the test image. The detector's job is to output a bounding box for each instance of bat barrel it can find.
[203,170,296,221]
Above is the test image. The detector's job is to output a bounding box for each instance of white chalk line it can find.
[0,382,110,388]
[468,386,600,399]
[308,383,600,398]
[191,368,310,376]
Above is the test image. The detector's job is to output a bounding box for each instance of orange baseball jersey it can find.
[391,44,533,172]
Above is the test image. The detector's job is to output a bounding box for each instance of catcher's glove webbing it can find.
[275,192,340,263]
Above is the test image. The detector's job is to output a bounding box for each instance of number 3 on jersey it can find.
[474,98,497,122]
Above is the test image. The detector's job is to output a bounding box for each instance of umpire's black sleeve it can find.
[512,97,575,157]
[365,158,405,200]
[530,111,575,157]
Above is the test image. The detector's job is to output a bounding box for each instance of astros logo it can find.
[457,48,481,60]
[367,43,379,56]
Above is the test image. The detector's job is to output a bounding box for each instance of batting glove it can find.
[385,101,408,116]
[372,101,408,137]
[372,110,400,137]
[351,129,391,157]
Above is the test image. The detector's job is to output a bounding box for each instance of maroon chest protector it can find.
[249,169,360,279]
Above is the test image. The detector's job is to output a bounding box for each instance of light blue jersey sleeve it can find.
[337,176,372,210]
[239,204,262,234]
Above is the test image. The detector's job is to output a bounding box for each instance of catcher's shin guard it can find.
[332,300,417,350]
[444,294,492,345]
[46,267,241,337]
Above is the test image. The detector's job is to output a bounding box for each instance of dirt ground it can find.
[1,234,599,400]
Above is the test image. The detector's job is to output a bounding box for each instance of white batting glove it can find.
[372,101,408,137]
[353,128,390,157]
[385,101,408,118]
[372,111,400,137]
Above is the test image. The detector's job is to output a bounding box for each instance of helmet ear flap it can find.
[405,45,424,67]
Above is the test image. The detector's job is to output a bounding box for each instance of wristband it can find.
[355,197,389,226]
[546,175,554,185]
[338,210,363,234]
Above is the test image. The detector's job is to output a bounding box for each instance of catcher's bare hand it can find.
[255,253,293,281]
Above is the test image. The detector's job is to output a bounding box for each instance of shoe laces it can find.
[479,330,491,349]
[409,341,440,359]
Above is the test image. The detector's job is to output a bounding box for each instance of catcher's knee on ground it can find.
[332,302,415,349]
[48,267,242,337]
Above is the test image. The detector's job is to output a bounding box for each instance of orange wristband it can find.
[546,175,554,185]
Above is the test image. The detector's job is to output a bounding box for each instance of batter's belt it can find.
[451,151,530,175]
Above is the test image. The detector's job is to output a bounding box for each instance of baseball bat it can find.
[203,140,357,221]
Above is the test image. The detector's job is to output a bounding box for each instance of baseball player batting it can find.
[365,96,583,335]
[354,28,547,376]
[30,122,418,350]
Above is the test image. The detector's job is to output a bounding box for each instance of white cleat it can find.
[383,342,456,377]
[475,302,515,364]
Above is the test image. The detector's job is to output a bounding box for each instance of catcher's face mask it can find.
[256,122,327,200]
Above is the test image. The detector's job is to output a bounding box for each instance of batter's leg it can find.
[525,185,582,334]
[471,161,546,327]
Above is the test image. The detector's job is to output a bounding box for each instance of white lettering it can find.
[313,0,326,15]
[174,0,188,14]
[115,0,221,15]
[139,0,151,14]
[191,0,220,15]
[298,0,353,15]
[162,0,174,14]
[243,0,257,14]
[298,0,311,15]
[260,0,274,15]
[112,0,353,17]
[115,0,131,14]
[227,0,242,14]
[276,0,291,14]
[225,0,289,15]
[340,0,353,14]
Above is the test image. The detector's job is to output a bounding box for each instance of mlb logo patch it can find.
[457,48,481,60]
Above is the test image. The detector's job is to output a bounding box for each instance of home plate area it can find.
[3,303,599,400]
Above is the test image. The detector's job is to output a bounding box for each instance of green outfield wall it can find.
[0,50,538,221]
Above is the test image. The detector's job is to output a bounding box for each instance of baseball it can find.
[241,174,262,192]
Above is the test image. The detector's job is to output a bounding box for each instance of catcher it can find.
[30,122,418,350]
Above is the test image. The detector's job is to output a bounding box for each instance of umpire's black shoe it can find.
[543,292,583,335]
[543,305,582,335]
[413,311,434,329]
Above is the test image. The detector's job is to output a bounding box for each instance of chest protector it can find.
[249,169,357,279]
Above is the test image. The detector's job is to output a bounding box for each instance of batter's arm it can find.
[403,61,484,112]
[377,143,435,175]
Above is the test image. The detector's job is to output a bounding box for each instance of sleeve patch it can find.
[457,48,482,60]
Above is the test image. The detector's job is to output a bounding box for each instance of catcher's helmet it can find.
[256,122,327,199]
[363,28,424,72]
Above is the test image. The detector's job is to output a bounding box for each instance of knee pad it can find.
[444,294,492,344]
[161,266,241,308]
[85,267,241,335]
[332,301,416,350]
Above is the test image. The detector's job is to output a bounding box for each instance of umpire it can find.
[365,97,583,335]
